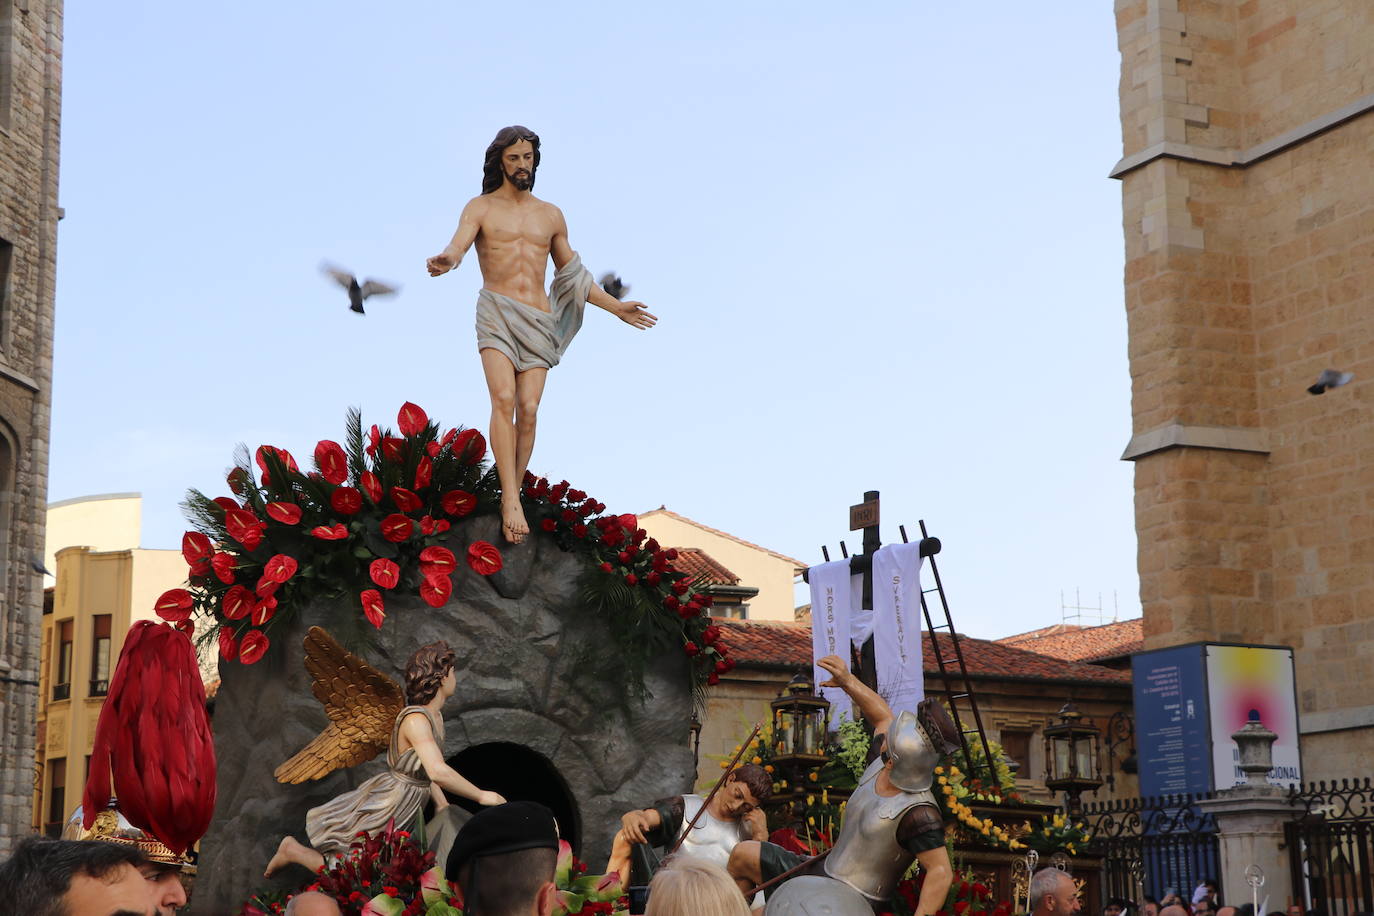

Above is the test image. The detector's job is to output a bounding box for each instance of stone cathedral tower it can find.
[1115,1,1374,778]
[0,0,60,851]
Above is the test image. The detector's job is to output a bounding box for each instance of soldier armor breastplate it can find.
[823,758,937,902]
[676,794,746,867]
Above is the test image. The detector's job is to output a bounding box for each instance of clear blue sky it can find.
[51,2,1137,638]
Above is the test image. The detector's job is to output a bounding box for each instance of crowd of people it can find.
[1029,874,1321,916]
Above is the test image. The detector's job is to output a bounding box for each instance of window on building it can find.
[90,615,111,696]
[0,237,12,343]
[45,758,65,838]
[1000,729,1035,780]
[53,620,72,701]
[717,603,749,620]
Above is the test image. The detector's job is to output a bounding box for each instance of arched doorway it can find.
[445,741,582,854]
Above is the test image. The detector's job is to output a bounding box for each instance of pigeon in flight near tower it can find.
[1307,369,1355,395]
[321,263,399,315]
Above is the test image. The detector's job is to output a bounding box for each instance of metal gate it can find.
[1084,792,1222,903]
[1287,778,1374,916]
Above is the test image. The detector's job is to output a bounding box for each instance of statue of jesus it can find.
[427,126,656,544]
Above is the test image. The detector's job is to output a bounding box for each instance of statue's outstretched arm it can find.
[428,197,485,277]
[399,712,505,806]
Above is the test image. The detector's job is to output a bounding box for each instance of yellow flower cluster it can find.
[939,774,1023,850]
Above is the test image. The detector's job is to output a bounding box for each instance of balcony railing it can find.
[51,683,70,702]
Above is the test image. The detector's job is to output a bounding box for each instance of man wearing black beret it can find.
[448,801,561,916]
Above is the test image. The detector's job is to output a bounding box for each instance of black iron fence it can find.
[1083,792,1222,904]
[1286,778,1374,916]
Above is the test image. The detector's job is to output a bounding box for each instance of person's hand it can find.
[478,790,506,806]
[817,655,850,688]
[614,300,657,329]
[743,807,768,840]
[620,809,655,844]
[427,251,458,277]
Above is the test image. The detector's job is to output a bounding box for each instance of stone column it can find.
[1196,714,1298,910]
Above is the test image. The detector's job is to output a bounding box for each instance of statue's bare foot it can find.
[265,835,321,877]
[501,495,528,544]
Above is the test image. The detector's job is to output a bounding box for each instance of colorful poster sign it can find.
[1204,644,1301,789]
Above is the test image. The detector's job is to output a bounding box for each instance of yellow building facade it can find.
[32,495,187,835]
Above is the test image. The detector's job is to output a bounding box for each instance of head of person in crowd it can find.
[1197,899,1214,915]
[1217,905,1238,916]
[1030,868,1081,916]
[1287,906,1303,916]
[1105,897,1131,916]
[1161,904,1191,916]
[285,890,344,916]
[644,856,751,916]
[0,835,170,916]
[1142,896,1160,916]
[447,801,560,916]
[63,802,188,915]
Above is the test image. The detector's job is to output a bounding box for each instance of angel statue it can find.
[265,627,506,877]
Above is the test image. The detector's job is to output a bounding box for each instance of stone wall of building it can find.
[0,0,61,852]
[1116,0,1374,779]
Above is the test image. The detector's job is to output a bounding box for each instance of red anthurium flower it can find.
[311,523,348,540]
[182,531,213,568]
[624,572,638,586]
[664,595,680,611]
[239,629,270,664]
[154,589,193,622]
[683,642,700,657]
[255,577,279,599]
[420,573,452,608]
[174,619,194,636]
[397,401,429,437]
[264,553,298,584]
[420,516,435,535]
[266,502,302,525]
[251,596,277,626]
[360,590,385,629]
[419,546,457,577]
[453,428,487,465]
[367,424,381,457]
[255,445,299,475]
[212,496,239,512]
[361,471,383,504]
[617,513,638,531]
[441,490,476,517]
[219,627,239,661]
[380,437,406,464]
[381,513,414,543]
[466,541,503,575]
[703,625,720,645]
[414,456,433,490]
[369,558,400,589]
[599,562,613,573]
[440,428,458,449]
[390,487,422,513]
[211,552,236,584]
[541,518,557,532]
[222,585,253,620]
[223,508,265,550]
[331,487,362,515]
[314,439,349,485]
[434,519,451,533]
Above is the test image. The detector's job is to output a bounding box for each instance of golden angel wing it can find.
[273,626,407,784]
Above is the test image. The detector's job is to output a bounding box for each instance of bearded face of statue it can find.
[503,139,536,191]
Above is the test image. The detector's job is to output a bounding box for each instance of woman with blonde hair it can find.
[646,855,753,916]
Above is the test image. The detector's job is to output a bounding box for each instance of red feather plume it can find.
[82,620,217,855]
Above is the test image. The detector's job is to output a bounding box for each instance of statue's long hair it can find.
[405,641,456,705]
[482,125,541,195]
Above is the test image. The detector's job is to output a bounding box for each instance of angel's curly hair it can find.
[405,641,456,705]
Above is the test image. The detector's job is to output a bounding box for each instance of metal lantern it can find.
[1043,701,1102,815]
[771,673,832,767]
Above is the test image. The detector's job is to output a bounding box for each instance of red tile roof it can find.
[641,508,806,569]
[672,548,741,586]
[714,619,1130,684]
[996,618,1143,662]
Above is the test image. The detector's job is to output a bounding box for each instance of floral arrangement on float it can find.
[156,402,732,695]
[239,822,625,916]
[1019,812,1092,856]
[881,872,1014,916]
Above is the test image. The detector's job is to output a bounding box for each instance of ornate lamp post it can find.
[770,673,832,815]
[1043,701,1102,816]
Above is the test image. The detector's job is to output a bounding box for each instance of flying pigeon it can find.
[599,272,630,301]
[321,263,399,314]
[1307,369,1355,395]
[30,556,53,576]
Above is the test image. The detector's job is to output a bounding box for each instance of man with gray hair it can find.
[285,890,343,915]
[1030,868,1081,916]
